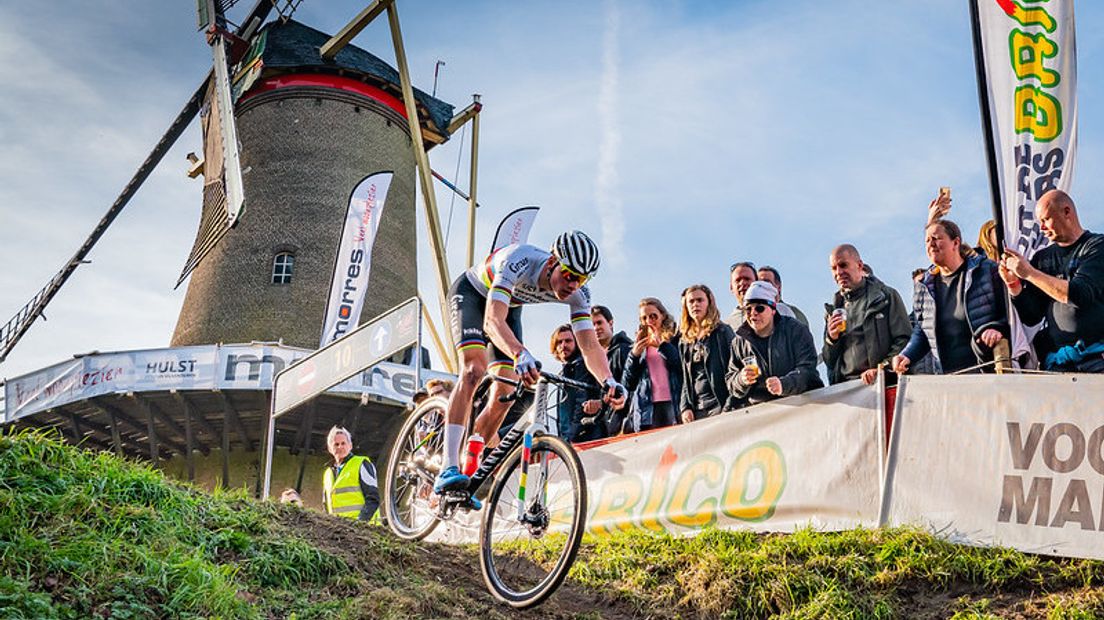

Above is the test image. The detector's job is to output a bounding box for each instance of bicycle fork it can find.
[517,428,551,535]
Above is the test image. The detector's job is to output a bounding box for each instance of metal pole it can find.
[467,94,482,268]
[386,3,457,365]
[420,301,454,374]
[415,299,424,388]
[968,0,1007,253]
[262,386,278,500]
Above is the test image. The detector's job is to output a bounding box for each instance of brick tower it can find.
[172,20,453,349]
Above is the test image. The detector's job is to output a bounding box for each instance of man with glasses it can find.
[726,281,823,406]
[724,261,758,330]
[435,230,626,495]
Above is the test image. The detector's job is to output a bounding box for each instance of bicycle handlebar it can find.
[493,370,601,403]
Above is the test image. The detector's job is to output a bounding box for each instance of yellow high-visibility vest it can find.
[323,455,378,521]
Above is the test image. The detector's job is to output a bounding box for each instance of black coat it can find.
[678,322,737,416]
[727,315,824,405]
[601,331,634,436]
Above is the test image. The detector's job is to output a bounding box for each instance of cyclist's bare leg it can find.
[472,363,519,448]
[441,347,489,471]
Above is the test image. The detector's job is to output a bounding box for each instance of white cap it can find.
[744,281,779,305]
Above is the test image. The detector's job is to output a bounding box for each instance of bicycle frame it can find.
[463,378,553,512]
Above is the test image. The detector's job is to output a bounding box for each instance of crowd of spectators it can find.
[546,188,1104,443]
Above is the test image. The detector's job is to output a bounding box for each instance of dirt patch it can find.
[271,507,653,619]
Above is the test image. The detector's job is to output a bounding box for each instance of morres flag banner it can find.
[974,0,1077,257]
[320,171,393,346]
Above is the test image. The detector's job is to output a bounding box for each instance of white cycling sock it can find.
[443,424,466,470]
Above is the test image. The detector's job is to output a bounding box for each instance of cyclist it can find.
[434,230,627,494]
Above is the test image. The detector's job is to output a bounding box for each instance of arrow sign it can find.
[272,297,420,418]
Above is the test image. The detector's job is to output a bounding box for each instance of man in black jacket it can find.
[1001,190,1104,372]
[727,281,823,405]
[586,305,633,438]
[822,244,912,384]
[551,324,589,441]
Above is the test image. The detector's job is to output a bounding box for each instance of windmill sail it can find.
[175,82,235,287]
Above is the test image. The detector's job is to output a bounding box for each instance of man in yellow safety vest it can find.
[322,426,380,523]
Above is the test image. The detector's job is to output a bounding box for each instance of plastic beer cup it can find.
[832,307,847,333]
[742,355,759,381]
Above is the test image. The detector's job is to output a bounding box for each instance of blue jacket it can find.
[622,340,683,432]
[901,254,1009,373]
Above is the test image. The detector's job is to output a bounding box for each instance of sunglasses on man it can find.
[744,303,773,315]
[559,265,589,286]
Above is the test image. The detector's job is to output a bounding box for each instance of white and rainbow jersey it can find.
[464,243,594,331]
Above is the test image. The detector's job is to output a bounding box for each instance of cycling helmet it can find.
[551,230,601,278]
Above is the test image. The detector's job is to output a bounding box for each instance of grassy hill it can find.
[2,429,1103,619]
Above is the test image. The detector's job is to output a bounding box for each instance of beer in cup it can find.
[832,307,847,333]
[742,355,759,381]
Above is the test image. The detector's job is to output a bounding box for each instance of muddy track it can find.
[274,509,656,619]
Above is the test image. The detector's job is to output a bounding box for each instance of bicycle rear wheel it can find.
[479,434,587,608]
[382,396,447,540]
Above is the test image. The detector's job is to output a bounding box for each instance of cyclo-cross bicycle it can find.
[382,370,593,608]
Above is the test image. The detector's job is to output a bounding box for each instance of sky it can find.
[2,0,1103,384]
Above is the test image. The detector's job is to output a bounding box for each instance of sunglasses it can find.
[729,262,757,274]
[744,303,772,315]
[559,265,589,286]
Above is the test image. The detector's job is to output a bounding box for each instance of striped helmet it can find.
[551,230,601,278]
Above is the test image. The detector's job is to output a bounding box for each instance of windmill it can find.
[0,1,487,503]
[0,0,482,369]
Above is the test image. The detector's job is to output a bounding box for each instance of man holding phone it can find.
[999,190,1104,372]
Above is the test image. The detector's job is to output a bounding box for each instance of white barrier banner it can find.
[320,171,392,346]
[881,374,1104,560]
[4,344,450,422]
[429,381,883,543]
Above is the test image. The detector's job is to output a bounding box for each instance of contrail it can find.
[595,0,624,265]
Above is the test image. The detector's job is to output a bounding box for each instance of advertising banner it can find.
[490,206,539,252]
[430,382,883,543]
[977,0,1077,255]
[975,0,1077,357]
[320,171,393,346]
[881,374,1104,560]
[4,344,450,422]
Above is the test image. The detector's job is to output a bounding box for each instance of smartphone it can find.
[939,186,951,200]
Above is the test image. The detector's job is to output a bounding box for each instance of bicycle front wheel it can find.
[479,434,587,608]
[382,396,447,540]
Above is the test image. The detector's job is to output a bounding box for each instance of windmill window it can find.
[272,253,295,284]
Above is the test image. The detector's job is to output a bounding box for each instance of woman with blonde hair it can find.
[677,285,736,423]
[622,297,682,432]
[977,219,999,260]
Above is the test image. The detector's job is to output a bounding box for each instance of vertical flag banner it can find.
[975,0,1077,256]
[973,0,1077,359]
[320,171,393,346]
[491,206,540,252]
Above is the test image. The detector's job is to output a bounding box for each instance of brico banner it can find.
[977,0,1077,256]
[429,382,884,544]
[320,171,393,346]
[3,344,450,422]
[881,375,1104,560]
